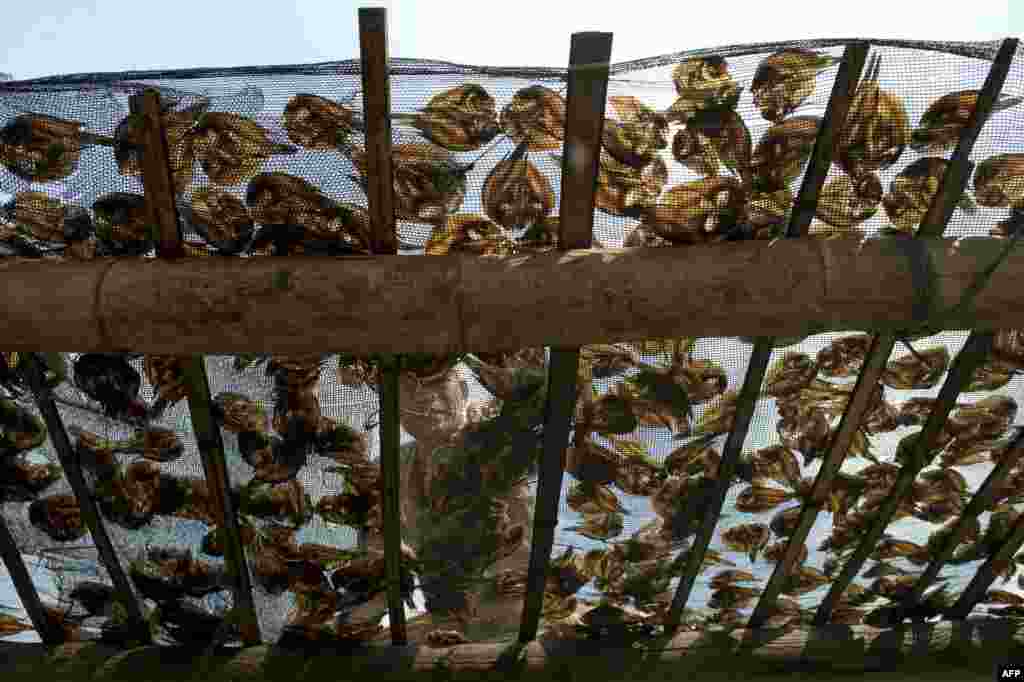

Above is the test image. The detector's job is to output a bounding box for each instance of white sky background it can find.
[0,0,1017,80]
[2,0,1024,643]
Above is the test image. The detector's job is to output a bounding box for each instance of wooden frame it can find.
[0,10,1022,677]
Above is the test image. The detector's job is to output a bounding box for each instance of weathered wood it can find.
[557,31,613,251]
[358,6,398,256]
[1,619,1022,680]
[0,513,65,644]
[785,41,869,238]
[519,30,612,645]
[19,353,150,642]
[359,6,406,644]
[901,426,1024,615]
[129,89,185,260]
[813,331,996,624]
[2,236,1024,354]
[180,357,262,644]
[665,339,774,632]
[748,332,895,628]
[918,38,1020,238]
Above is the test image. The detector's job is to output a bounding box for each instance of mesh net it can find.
[2,36,1024,648]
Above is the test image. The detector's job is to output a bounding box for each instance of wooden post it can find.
[129,89,185,260]
[747,332,894,628]
[918,38,1019,238]
[518,30,612,645]
[899,427,1024,615]
[359,5,406,645]
[666,42,870,633]
[181,357,262,644]
[813,331,996,625]
[19,354,150,643]
[132,86,261,644]
[0,514,65,644]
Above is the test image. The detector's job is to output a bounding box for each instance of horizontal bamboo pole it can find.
[2,619,1023,681]
[2,235,1023,354]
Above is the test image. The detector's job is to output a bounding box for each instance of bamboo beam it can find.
[4,619,1023,680]
[917,38,1019,239]
[518,30,612,644]
[899,426,1024,617]
[129,89,185,260]
[785,41,870,238]
[813,330,996,625]
[663,340,773,632]
[948,485,1024,619]
[672,42,870,632]
[748,332,895,628]
[132,86,261,645]
[359,5,406,645]
[180,357,262,644]
[0,514,65,644]
[4,236,1024,355]
[18,353,150,642]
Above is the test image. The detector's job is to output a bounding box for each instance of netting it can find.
[2,36,1024,651]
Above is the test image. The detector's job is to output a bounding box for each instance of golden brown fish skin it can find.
[283,93,357,150]
[751,49,837,123]
[500,85,566,151]
[974,154,1024,209]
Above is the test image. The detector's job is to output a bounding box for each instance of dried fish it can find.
[911,90,1023,153]
[836,54,909,178]
[501,86,566,151]
[482,158,555,230]
[667,57,741,123]
[751,49,838,123]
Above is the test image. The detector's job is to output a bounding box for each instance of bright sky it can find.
[0,0,1018,81]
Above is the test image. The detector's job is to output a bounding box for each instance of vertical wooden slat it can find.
[813,330,996,625]
[518,30,613,645]
[359,5,405,645]
[747,333,893,628]
[663,340,773,633]
[0,513,65,644]
[133,86,261,644]
[129,89,185,260]
[917,38,1019,239]
[785,41,870,238]
[665,42,870,634]
[948,495,1024,619]
[19,353,150,643]
[358,6,399,258]
[181,357,261,644]
[899,427,1024,615]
